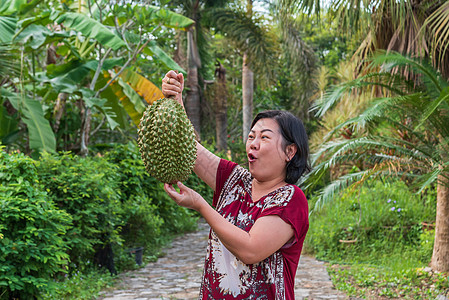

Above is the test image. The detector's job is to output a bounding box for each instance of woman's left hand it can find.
[164,181,206,211]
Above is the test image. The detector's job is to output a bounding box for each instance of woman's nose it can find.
[250,138,259,149]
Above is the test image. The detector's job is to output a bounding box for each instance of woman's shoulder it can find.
[290,185,307,201]
[261,185,307,209]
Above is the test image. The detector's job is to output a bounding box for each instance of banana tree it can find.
[305,52,449,272]
[0,0,193,155]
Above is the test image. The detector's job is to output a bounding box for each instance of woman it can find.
[161,70,310,300]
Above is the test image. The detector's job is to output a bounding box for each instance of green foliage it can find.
[41,268,116,300]
[0,149,71,299]
[120,194,164,250]
[0,143,208,298]
[305,176,447,298]
[305,178,436,262]
[35,152,123,273]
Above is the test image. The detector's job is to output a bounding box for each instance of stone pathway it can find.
[98,220,347,300]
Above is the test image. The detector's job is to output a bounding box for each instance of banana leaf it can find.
[54,12,126,50]
[82,93,120,130]
[2,88,56,153]
[107,75,146,126]
[95,73,129,129]
[14,23,69,49]
[100,69,165,126]
[144,40,186,75]
[0,0,26,15]
[140,5,194,30]
[119,69,164,105]
[0,16,16,43]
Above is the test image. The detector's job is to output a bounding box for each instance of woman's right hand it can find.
[164,181,206,212]
[162,70,184,107]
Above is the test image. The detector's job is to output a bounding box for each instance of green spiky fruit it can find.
[137,98,197,184]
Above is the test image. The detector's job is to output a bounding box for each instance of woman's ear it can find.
[286,144,298,161]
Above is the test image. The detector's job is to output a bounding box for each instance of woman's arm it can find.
[164,182,295,264]
[194,142,220,191]
[162,71,220,190]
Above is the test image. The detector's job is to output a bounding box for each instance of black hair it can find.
[251,110,311,184]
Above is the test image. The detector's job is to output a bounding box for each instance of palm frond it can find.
[416,87,449,130]
[369,51,446,94]
[278,16,316,76]
[323,96,397,139]
[316,135,436,169]
[312,170,372,210]
[0,44,18,81]
[323,91,440,140]
[425,1,449,74]
[308,51,448,213]
[209,7,275,71]
[311,72,409,118]
[416,166,444,193]
[275,0,321,16]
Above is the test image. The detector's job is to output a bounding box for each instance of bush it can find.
[0,142,212,298]
[35,152,123,274]
[305,178,436,264]
[0,150,71,299]
[119,194,163,251]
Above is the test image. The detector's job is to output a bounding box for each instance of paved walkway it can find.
[98,220,347,300]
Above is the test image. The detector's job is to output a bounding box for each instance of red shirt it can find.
[199,159,309,299]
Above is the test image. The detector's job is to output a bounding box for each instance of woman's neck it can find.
[251,178,287,202]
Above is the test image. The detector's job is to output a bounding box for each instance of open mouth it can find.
[248,153,257,162]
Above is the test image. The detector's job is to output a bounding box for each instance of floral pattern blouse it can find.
[199,159,309,300]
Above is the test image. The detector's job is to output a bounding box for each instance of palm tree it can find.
[305,51,449,272]
[281,0,449,77]
[270,8,317,121]
[242,0,254,142]
[212,5,277,142]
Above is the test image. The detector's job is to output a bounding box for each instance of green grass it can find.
[328,262,449,299]
[305,178,449,299]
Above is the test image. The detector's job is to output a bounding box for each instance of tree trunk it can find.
[185,28,201,135]
[215,63,227,152]
[242,52,253,143]
[173,31,187,70]
[430,173,449,272]
[79,105,91,157]
[242,0,253,143]
[53,92,68,133]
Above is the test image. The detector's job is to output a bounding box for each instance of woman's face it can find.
[246,118,290,183]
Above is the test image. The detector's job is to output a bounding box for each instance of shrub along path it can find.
[98,220,347,300]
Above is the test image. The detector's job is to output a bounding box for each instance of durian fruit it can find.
[137,97,197,184]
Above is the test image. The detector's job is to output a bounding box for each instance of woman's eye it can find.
[248,135,254,139]
[262,136,269,139]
